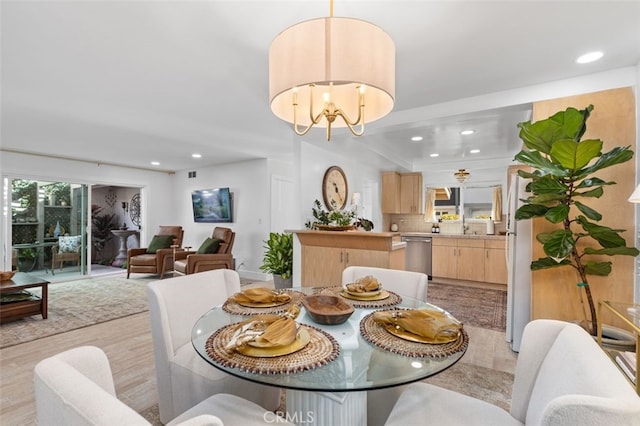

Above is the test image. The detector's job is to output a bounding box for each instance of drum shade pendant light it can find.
[269,0,395,141]
[454,169,470,183]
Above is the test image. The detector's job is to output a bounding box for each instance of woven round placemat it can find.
[205,322,340,374]
[360,309,469,358]
[222,290,306,315]
[319,286,402,308]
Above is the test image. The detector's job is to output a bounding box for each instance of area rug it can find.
[0,275,155,348]
[427,282,507,332]
[0,274,266,348]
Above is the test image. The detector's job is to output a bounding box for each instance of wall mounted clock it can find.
[322,166,348,210]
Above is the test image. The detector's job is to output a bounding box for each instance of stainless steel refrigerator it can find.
[505,173,532,352]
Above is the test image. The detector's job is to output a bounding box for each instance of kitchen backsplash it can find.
[384,214,507,235]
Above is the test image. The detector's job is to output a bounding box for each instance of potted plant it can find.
[305,199,356,229]
[91,204,119,263]
[513,104,638,338]
[260,232,293,289]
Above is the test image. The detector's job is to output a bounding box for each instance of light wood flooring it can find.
[0,282,517,425]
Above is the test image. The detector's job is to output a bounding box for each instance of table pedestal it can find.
[286,390,366,426]
[111,230,138,267]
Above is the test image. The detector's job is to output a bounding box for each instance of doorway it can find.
[10,179,89,281]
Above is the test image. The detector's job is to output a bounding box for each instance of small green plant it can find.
[305,199,356,228]
[514,105,638,335]
[259,232,293,279]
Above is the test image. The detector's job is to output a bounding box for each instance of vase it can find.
[53,221,61,237]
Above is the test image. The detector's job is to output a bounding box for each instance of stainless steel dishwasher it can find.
[401,235,432,279]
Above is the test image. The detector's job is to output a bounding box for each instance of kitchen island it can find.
[289,230,406,287]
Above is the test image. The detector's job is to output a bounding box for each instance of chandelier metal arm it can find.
[293,85,326,136]
[291,83,366,140]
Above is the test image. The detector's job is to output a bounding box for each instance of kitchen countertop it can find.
[401,232,506,240]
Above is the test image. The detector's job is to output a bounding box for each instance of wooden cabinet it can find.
[382,171,423,214]
[302,246,390,286]
[432,240,457,278]
[432,237,507,285]
[294,231,406,287]
[485,239,508,285]
[381,172,401,214]
[400,173,423,214]
[457,240,485,282]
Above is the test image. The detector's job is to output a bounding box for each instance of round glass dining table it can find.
[191,287,467,425]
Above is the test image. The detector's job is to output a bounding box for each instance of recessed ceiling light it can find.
[430,153,439,158]
[460,129,474,135]
[576,51,603,64]
[470,149,480,154]
[411,136,423,142]
[151,161,160,166]
[192,153,202,158]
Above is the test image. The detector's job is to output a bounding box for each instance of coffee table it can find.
[0,272,49,322]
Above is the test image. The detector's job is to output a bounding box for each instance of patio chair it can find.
[51,235,82,273]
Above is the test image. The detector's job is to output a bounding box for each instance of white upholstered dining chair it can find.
[384,320,640,426]
[147,269,281,424]
[341,266,429,301]
[34,345,288,426]
[342,265,430,426]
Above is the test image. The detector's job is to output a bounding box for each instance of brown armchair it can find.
[173,227,235,275]
[126,226,184,279]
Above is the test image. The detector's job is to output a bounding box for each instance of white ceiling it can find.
[2,1,639,174]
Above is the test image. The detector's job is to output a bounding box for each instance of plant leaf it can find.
[574,187,604,198]
[577,216,627,248]
[575,177,614,189]
[515,204,548,220]
[530,257,572,270]
[514,150,567,176]
[529,175,567,194]
[573,200,601,221]
[550,139,602,171]
[528,193,567,204]
[544,204,569,223]
[581,145,635,176]
[583,261,612,276]
[537,230,574,258]
[584,246,640,256]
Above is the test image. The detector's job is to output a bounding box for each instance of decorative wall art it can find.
[129,193,141,227]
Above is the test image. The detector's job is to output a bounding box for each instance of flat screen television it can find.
[191,187,233,223]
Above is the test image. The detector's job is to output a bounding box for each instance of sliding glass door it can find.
[10,178,89,280]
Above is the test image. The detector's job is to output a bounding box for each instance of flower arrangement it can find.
[305,199,356,229]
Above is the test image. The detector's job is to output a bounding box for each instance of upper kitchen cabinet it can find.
[381,172,401,213]
[382,171,423,214]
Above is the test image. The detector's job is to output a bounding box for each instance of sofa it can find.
[384,319,640,425]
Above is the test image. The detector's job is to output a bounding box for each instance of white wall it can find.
[0,152,174,270]
[298,142,383,231]
[171,158,271,280]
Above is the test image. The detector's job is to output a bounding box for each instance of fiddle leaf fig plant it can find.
[514,105,638,336]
